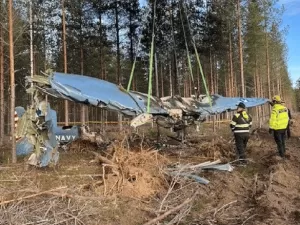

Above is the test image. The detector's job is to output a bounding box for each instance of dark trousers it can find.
[286,124,291,139]
[273,130,286,157]
[234,133,249,160]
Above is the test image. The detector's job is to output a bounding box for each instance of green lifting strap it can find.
[183,2,211,107]
[147,0,156,113]
[126,37,141,92]
[179,1,194,85]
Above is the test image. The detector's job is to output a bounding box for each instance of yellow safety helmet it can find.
[272,95,281,102]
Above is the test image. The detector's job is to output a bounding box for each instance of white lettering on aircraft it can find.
[56,135,77,142]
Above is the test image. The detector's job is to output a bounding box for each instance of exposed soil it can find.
[1,116,300,225]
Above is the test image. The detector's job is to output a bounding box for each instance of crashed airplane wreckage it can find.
[15,71,268,167]
[27,72,268,126]
[15,94,108,167]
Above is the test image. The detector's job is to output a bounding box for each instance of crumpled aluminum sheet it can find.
[15,105,59,167]
[28,72,268,117]
[36,72,167,116]
[161,95,268,116]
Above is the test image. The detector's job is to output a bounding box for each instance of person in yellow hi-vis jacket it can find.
[230,102,252,164]
[269,95,289,158]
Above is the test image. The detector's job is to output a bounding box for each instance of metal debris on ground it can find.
[165,159,234,185]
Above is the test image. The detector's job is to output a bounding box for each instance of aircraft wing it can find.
[199,94,268,115]
[28,72,268,118]
[28,72,167,116]
[160,94,268,116]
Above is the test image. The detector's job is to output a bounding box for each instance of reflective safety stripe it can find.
[235,124,250,128]
[269,104,289,130]
[234,130,249,133]
[230,121,237,125]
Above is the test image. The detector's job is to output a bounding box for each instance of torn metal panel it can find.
[15,106,25,118]
[15,91,110,167]
[195,94,268,115]
[169,172,210,184]
[161,94,268,116]
[200,163,234,172]
[15,102,59,167]
[27,72,168,116]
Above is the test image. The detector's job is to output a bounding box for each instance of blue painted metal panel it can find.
[28,72,269,117]
[48,72,167,116]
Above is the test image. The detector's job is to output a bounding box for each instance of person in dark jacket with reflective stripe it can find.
[230,102,252,163]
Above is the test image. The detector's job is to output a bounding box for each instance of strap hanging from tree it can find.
[126,37,141,92]
[126,6,152,92]
[147,0,157,113]
[179,1,194,88]
[183,2,211,106]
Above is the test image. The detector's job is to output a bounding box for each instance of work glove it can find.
[267,100,274,106]
[269,128,273,135]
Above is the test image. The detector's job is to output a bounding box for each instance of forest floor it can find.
[0,115,300,225]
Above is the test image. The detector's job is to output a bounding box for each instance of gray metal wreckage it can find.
[27,72,268,123]
[15,71,268,167]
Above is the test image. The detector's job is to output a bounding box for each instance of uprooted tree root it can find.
[88,139,169,198]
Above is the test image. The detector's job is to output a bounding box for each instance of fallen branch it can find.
[252,174,258,197]
[213,200,238,218]
[142,193,197,225]
[268,172,274,191]
[0,179,20,182]
[242,214,258,225]
[0,186,68,206]
[88,150,117,167]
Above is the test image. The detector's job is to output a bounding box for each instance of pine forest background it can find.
[0,0,299,139]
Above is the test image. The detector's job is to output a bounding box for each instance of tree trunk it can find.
[265,36,271,99]
[214,55,218,94]
[0,0,4,145]
[129,7,136,90]
[209,49,214,94]
[80,46,85,124]
[161,62,164,97]
[98,6,104,130]
[98,7,104,79]
[277,73,280,95]
[171,2,178,95]
[237,0,245,97]
[169,63,173,96]
[196,64,200,95]
[155,53,159,97]
[79,0,86,124]
[62,0,69,126]
[115,0,121,84]
[189,68,192,96]
[8,0,16,163]
[229,31,234,97]
[225,72,228,97]
[29,1,34,105]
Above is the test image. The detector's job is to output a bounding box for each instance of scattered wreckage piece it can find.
[166,160,233,185]
[15,96,59,167]
[15,91,109,167]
